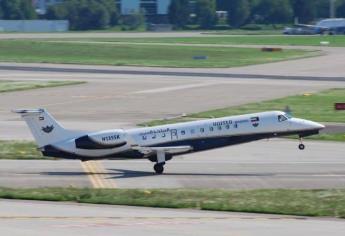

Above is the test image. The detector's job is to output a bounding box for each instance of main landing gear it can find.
[154,162,165,174]
[153,150,166,174]
[298,137,305,150]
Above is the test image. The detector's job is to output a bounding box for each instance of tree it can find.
[20,0,37,19]
[46,0,112,30]
[315,0,331,19]
[227,0,250,28]
[290,0,316,23]
[121,11,146,30]
[196,0,217,29]
[74,0,110,30]
[98,0,119,26]
[337,0,345,17]
[46,3,69,20]
[216,0,228,10]
[168,0,190,28]
[0,0,36,19]
[254,0,293,24]
[0,4,3,19]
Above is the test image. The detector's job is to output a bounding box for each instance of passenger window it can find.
[226,125,230,129]
[278,115,287,122]
[217,126,222,130]
[142,136,147,140]
[200,128,205,133]
[181,130,186,135]
[209,127,214,131]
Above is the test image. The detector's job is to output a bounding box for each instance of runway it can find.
[1,64,344,140]
[0,139,344,189]
[0,199,344,236]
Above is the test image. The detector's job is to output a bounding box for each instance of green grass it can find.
[0,80,85,93]
[67,35,345,47]
[0,188,344,218]
[0,141,43,160]
[0,40,315,68]
[142,88,345,125]
[141,88,345,142]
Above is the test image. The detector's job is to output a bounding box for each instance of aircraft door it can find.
[170,129,178,140]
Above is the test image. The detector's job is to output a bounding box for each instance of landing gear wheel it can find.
[298,144,305,150]
[154,163,164,174]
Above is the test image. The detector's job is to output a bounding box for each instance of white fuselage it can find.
[48,111,324,159]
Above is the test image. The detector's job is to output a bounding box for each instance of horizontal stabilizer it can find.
[12,109,44,114]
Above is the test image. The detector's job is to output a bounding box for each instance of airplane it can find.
[13,109,325,174]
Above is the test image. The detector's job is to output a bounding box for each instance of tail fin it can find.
[13,109,72,147]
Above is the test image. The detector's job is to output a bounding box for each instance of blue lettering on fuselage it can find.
[213,120,233,126]
[140,128,170,136]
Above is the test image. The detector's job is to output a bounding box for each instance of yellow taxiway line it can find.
[80,161,117,189]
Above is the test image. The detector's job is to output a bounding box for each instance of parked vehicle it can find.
[283,18,345,35]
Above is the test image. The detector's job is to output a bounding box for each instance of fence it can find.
[0,20,69,32]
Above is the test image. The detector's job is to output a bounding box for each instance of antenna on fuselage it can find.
[284,106,292,116]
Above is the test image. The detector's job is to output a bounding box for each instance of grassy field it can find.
[0,188,344,218]
[141,88,345,142]
[0,40,314,68]
[72,35,345,47]
[0,80,85,93]
[143,88,345,125]
[0,141,43,160]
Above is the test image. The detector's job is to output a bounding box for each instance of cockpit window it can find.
[284,112,292,119]
[278,115,288,122]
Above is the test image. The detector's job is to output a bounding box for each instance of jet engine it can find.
[75,130,127,150]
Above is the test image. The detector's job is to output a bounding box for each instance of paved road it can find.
[0,32,209,39]
[0,140,344,189]
[0,199,344,236]
[0,62,344,82]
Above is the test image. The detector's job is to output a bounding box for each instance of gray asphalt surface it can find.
[0,140,344,189]
[0,199,344,236]
[0,66,344,140]
[0,63,344,82]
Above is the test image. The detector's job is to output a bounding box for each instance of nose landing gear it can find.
[298,143,305,150]
[298,137,305,150]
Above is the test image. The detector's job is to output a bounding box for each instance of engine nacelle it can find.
[75,129,127,150]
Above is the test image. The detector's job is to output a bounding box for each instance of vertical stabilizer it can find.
[13,109,72,147]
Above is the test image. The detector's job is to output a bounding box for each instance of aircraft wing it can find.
[131,145,193,156]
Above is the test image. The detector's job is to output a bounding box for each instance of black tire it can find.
[154,164,164,174]
[298,144,305,150]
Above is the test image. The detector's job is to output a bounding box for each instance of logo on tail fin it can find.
[42,125,54,133]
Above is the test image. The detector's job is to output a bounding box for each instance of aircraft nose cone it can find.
[308,121,325,130]
[315,122,325,130]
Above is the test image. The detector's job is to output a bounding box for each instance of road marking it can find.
[80,161,117,189]
[80,161,103,188]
